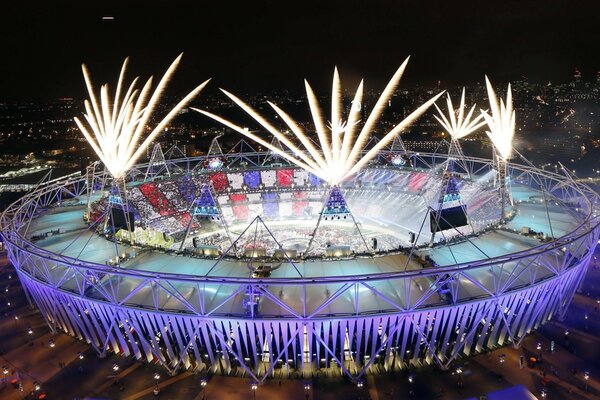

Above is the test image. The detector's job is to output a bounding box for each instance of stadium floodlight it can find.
[193,57,443,185]
[481,76,515,160]
[75,54,210,179]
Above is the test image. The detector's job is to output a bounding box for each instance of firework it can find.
[75,54,209,179]
[194,58,442,185]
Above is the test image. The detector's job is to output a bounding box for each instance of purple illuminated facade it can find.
[1,145,598,384]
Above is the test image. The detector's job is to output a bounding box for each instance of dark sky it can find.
[2,0,600,100]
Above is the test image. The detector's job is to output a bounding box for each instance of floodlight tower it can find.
[74,55,209,248]
[145,143,170,181]
[207,134,224,159]
[179,182,235,252]
[429,90,486,244]
[434,89,486,178]
[388,135,411,167]
[481,77,516,222]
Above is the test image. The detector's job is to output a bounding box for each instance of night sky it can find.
[3,0,600,100]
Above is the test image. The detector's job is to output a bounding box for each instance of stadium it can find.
[1,58,599,384]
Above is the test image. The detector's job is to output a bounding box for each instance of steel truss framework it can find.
[1,148,599,384]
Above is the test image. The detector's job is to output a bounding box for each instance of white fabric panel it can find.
[261,170,277,187]
[228,173,244,189]
[248,203,263,218]
[217,195,229,206]
[279,201,292,217]
[293,169,309,186]
[247,193,262,202]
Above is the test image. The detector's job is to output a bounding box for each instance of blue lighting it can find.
[108,185,123,205]
[443,193,461,203]
[309,173,322,187]
[193,185,219,217]
[243,171,261,189]
[262,192,278,218]
[322,187,350,215]
[443,174,462,203]
[108,194,123,205]
[177,174,196,204]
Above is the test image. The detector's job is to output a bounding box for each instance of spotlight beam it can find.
[331,67,342,167]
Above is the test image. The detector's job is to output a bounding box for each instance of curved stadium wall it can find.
[1,151,598,383]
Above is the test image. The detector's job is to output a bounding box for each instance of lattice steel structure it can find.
[1,148,599,384]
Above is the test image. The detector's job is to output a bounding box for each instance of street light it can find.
[153,372,160,396]
[456,367,464,388]
[112,363,120,386]
[304,383,311,399]
[27,327,33,335]
[33,381,41,391]
[49,339,55,348]
[251,382,258,400]
[356,380,365,400]
[407,373,416,398]
[540,387,547,398]
[584,371,590,392]
[76,352,84,373]
[536,342,542,351]
[200,378,207,399]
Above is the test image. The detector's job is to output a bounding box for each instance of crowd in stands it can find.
[123,181,198,235]
[86,166,507,258]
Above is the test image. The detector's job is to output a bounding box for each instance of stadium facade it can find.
[1,145,599,384]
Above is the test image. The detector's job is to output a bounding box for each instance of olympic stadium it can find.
[1,57,599,384]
